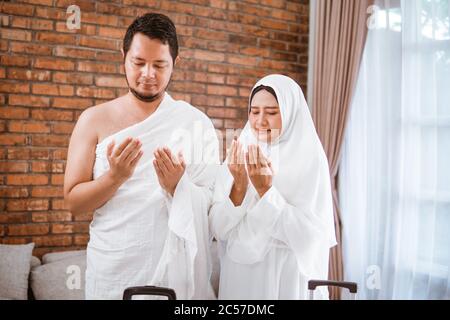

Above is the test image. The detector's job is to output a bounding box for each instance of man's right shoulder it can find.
[77,98,118,125]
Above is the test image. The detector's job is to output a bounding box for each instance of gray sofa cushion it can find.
[0,243,35,300]
[30,256,41,269]
[30,254,86,300]
[42,250,86,264]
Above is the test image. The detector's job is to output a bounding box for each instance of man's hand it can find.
[246,144,273,198]
[153,147,186,196]
[107,137,143,183]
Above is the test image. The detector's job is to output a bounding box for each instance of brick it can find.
[260,0,285,8]
[31,135,70,147]
[73,211,93,222]
[1,29,32,41]
[32,211,72,223]
[0,3,35,16]
[53,97,93,109]
[77,61,117,74]
[0,161,28,173]
[79,36,118,50]
[52,122,75,134]
[1,54,30,66]
[53,72,93,85]
[260,18,289,31]
[32,186,64,198]
[0,134,27,146]
[7,148,30,160]
[227,55,258,66]
[0,187,29,198]
[51,223,73,234]
[1,238,29,245]
[7,69,51,82]
[225,119,247,129]
[9,95,50,108]
[34,58,75,71]
[74,234,89,246]
[51,174,65,185]
[52,149,68,160]
[0,212,29,224]
[82,12,118,26]
[31,149,51,160]
[194,50,225,62]
[8,224,49,236]
[7,199,49,212]
[11,16,54,30]
[32,235,72,247]
[97,2,136,16]
[54,46,96,59]
[0,107,30,119]
[76,87,116,99]
[98,26,125,39]
[10,42,53,55]
[226,97,248,108]
[95,76,127,88]
[52,199,67,210]
[0,82,30,93]
[96,51,123,62]
[6,174,49,185]
[34,7,66,20]
[36,31,77,45]
[32,84,74,96]
[207,85,238,96]
[207,107,242,119]
[54,21,96,35]
[8,121,50,133]
[32,109,73,121]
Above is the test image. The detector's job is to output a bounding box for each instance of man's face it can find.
[123,33,175,102]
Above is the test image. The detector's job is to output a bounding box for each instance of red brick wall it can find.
[0,0,309,257]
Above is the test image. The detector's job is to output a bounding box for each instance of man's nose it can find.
[142,65,156,78]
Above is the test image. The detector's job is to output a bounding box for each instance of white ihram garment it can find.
[209,75,337,300]
[86,93,219,300]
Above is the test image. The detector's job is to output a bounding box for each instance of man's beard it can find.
[125,74,169,103]
[129,87,162,102]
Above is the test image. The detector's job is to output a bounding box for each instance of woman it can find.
[209,74,337,299]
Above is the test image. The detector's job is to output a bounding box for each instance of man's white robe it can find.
[86,93,219,300]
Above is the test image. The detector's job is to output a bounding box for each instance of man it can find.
[64,13,219,300]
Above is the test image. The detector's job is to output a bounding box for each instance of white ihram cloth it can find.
[86,92,219,300]
[209,75,337,300]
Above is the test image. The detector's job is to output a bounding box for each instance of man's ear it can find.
[121,48,125,60]
[174,56,180,67]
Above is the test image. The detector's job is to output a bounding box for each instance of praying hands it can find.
[153,147,186,196]
[228,140,273,205]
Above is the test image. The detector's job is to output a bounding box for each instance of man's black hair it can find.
[123,13,178,63]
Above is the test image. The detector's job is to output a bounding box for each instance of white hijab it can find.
[220,74,337,248]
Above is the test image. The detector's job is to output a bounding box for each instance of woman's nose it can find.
[257,114,268,126]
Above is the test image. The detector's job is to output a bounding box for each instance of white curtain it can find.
[339,0,450,299]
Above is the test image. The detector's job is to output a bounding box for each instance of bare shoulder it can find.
[75,97,122,142]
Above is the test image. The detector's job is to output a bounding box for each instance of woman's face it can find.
[249,89,282,143]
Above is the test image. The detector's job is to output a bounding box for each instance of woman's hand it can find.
[107,137,143,183]
[153,147,186,196]
[246,144,273,197]
[228,137,248,192]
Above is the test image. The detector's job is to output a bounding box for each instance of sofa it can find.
[0,242,220,300]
